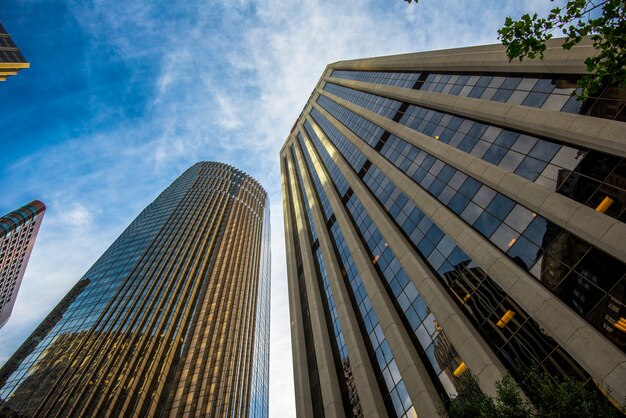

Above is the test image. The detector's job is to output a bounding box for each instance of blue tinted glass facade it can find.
[284,48,625,415]
[330,70,583,113]
[303,122,465,397]
[308,107,592,383]
[316,92,626,352]
[324,79,626,222]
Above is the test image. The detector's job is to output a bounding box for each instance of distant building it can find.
[0,22,29,82]
[281,39,626,417]
[0,163,270,417]
[0,200,45,328]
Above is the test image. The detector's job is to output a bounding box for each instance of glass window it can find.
[515,156,546,181]
[486,194,515,219]
[461,202,482,224]
[529,140,560,163]
[491,224,519,252]
[474,211,500,237]
[507,236,540,269]
[473,186,497,209]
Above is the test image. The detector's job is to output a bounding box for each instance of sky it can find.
[0,0,553,416]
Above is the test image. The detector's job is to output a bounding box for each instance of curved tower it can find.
[0,162,270,418]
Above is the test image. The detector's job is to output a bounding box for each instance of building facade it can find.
[0,22,29,83]
[0,200,45,329]
[281,39,625,417]
[0,162,270,418]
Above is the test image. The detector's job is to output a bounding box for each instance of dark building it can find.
[0,22,29,83]
[0,162,270,418]
[0,200,45,328]
[281,39,626,417]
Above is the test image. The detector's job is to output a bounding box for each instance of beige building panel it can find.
[307,112,509,397]
[300,123,443,416]
[309,103,626,402]
[286,152,346,418]
[322,76,626,159]
[318,89,626,263]
[291,132,390,417]
[328,38,594,74]
[281,164,316,418]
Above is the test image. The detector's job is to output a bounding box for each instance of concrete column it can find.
[318,88,626,263]
[328,37,595,74]
[310,104,626,404]
[323,76,626,159]
[280,158,315,418]
[306,112,508,398]
[299,121,444,417]
[292,134,388,417]
[285,153,345,418]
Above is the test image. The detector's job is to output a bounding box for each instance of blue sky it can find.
[0,1,551,416]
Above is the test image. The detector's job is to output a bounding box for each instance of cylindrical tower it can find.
[0,162,270,418]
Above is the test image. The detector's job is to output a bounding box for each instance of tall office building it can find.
[281,38,625,417]
[0,22,29,82]
[0,200,45,328]
[0,162,270,418]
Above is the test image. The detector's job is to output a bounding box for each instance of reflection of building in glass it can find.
[282,39,626,416]
[0,278,89,391]
[0,22,29,83]
[0,200,45,328]
[0,162,270,417]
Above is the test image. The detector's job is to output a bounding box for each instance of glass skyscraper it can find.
[0,162,270,418]
[281,39,625,417]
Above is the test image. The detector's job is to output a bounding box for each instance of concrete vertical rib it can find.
[291,133,388,417]
[281,158,316,418]
[317,89,626,262]
[283,38,626,411]
[285,153,346,418]
[327,37,595,74]
[298,124,443,416]
[312,102,626,403]
[304,109,509,397]
[322,76,626,158]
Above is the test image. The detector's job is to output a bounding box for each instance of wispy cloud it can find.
[0,0,552,415]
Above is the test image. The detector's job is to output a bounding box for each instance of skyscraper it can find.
[0,200,45,328]
[0,162,270,418]
[281,38,625,417]
[0,22,29,83]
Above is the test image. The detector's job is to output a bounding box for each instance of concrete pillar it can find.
[285,153,346,418]
[292,136,389,417]
[311,103,626,404]
[299,122,444,417]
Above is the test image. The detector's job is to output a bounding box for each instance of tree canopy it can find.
[404,0,626,101]
[497,0,625,101]
[445,372,624,418]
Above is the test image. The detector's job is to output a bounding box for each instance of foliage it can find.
[523,371,623,417]
[497,0,626,101]
[445,371,623,418]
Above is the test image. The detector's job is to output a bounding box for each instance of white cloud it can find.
[66,203,92,227]
[1,1,557,416]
